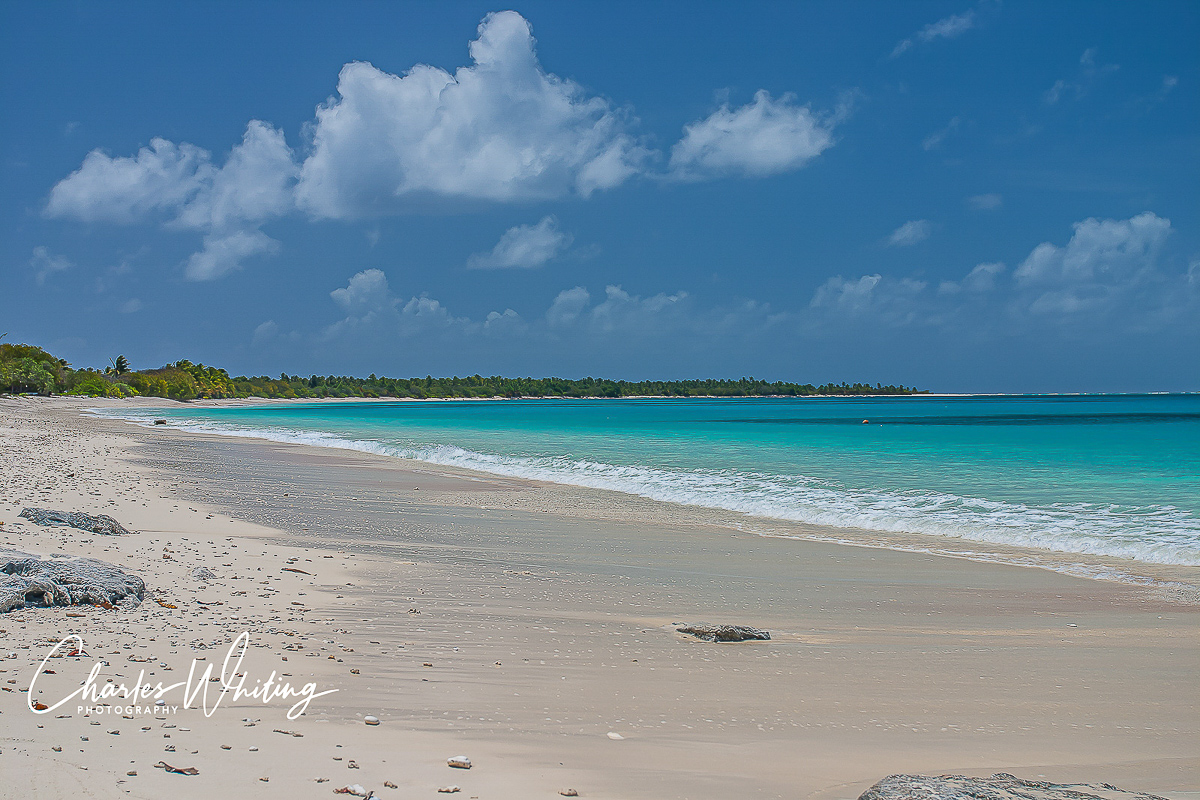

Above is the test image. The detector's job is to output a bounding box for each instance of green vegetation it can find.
[0,341,925,400]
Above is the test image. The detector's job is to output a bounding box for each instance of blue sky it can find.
[3,1,1197,391]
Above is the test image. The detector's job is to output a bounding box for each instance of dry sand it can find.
[1,396,1197,799]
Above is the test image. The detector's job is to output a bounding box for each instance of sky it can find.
[2,0,1197,392]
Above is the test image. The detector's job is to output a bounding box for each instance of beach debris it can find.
[437,788,460,794]
[153,419,168,425]
[384,781,398,788]
[858,773,1170,800]
[273,728,304,737]
[560,791,579,797]
[676,623,771,642]
[363,715,380,725]
[447,755,471,769]
[1,548,145,613]
[18,507,134,535]
[606,732,624,740]
[333,786,371,797]
[154,597,177,609]
[153,761,199,775]
[283,567,311,575]
[191,566,217,581]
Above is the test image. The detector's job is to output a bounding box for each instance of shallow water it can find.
[96,394,1200,566]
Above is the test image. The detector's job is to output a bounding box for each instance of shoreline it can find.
[1,397,1197,798]
[81,396,1200,593]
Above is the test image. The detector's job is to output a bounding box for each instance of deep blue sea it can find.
[97,395,1200,566]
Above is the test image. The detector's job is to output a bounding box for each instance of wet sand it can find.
[1,396,1197,799]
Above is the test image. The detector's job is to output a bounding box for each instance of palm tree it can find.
[108,355,130,375]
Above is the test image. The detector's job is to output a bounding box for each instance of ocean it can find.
[95,394,1200,567]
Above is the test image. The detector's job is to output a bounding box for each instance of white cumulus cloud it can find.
[46,138,212,224]
[1015,212,1170,288]
[331,268,394,312]
[468,216,573,269]
[668,90,840,180]
[296,11,646,217]
[47,120,296,280]
[1014,212,1171,314]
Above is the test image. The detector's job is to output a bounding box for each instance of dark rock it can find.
[1,548,145,613]
[153,419,168,425]
[676,623,771,642]
[19,507,134,535]
[858,773,1168,800]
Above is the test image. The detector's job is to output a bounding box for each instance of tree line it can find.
[0,342,925,400]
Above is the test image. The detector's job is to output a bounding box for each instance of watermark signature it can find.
[28,633,337,720]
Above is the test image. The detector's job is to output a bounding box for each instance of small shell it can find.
[447,755,472,769]
[606,732,624,740]
[364,715,380,725]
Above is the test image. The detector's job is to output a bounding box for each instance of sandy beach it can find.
[1,396,1197,800]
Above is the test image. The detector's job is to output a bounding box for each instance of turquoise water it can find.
[98,395,1200,566]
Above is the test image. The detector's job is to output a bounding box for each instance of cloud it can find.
[892,10,977,58]
[810,274,881,311]
[484,308,525,334]
[545,285,692,333]
[185,229,281,281]
[47,120,296,280]
[171,121,297,232]
[809,273,929,328]
[922,117,960,151]
[546,286,592,327]
[1044,48,1119,105]
[295,11,646,217]
[803,212,1186,333]
[938,262,1004,295]
[966,193,1003,210]
[668,90,842,180]
[252,320,279,346]
[119,298,143,314]
[46,138,212,224]
[887,219,932,247]
[325,269,488,341]
[468,216,573,269]
[330,268,393,312]
[1014,211,1171,314]
[30,246,72,285]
